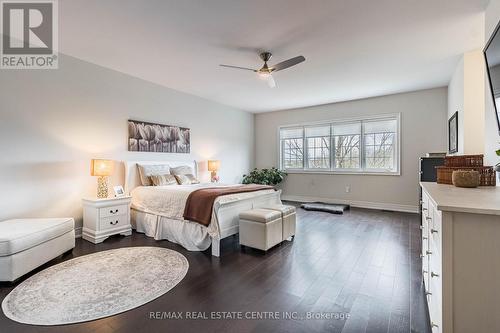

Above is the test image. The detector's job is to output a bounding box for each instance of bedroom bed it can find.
[124,160,281,257]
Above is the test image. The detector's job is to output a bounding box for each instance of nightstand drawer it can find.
[99,205,128,218]
[100,215,128,230]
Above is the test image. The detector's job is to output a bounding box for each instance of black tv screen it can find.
[484,22,500,136]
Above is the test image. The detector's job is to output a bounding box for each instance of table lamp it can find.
[208,160,220,183]
[91,159,114,198]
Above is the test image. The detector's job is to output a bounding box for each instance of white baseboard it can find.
[281,195,419,213]
[75,227,82,238]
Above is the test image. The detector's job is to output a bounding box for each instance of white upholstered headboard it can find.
[124,160,197,194]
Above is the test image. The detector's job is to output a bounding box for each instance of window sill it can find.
[283,169,401,176]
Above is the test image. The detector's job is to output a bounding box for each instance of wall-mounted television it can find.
[484,20,500,136]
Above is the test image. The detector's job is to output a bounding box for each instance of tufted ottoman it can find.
[0,218,75,282]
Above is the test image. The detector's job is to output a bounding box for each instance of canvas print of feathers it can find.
[128,120,190,153]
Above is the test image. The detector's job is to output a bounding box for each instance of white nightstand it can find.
[82,196,132,244]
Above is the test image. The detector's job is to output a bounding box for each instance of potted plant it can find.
[242,167,287,187]
[495,149,500,172]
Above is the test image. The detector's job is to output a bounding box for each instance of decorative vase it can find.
[451,170,480,188]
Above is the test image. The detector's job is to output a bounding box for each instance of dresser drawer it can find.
[99,204,128,218]
[421,190,429,215]
[428,291,442,333]
[429,267,442,333]
[422,228,429,291]
[430,210,442,249]
[100,215,129,230]
[422,211,429,234]
[429,244,442,279]
[429,226,441,259]
[423,259,430,292]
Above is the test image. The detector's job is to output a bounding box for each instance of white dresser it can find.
[82,196,132,244]
[420,182,500,333]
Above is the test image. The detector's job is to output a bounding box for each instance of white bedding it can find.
[132,210,212,251]
[130,183,275,238]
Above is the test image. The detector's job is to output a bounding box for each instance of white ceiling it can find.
[60,0,488,112]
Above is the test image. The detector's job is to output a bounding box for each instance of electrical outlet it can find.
[345,185,351,193]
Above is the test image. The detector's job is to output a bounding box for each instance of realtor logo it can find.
[1,0,58,69]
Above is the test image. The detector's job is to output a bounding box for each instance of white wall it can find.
[0,54,254,231]
[448,50,486,155]
[255,88,448,212]
[485,0,500,167]
[448,57,465,154]
[464,50,486,154]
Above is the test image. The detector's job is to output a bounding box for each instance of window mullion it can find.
[282,139,285,169]
[302,127,306,170]
[330,125,335,171]
[329,125,333,170]
[360,121,365,171]
[280,140,283,169]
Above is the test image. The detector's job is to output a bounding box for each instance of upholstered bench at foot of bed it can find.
[261,204,296,241]
[0,218,75,282]
[239,209,282,251]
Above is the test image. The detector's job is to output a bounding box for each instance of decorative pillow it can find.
[170,165,193,176]
[186,174,200,184]
[150,174,178,186]
[174,174,200,185]
[137,164,170,186]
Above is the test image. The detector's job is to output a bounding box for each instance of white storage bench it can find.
[239,208,283,251]
[0,218,75,282]
[262,204,296,241]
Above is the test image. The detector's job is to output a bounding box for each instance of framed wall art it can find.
[128,120,190,153]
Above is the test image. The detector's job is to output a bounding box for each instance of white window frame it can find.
[277,113,401,176]
[304,125,331,170]
[280,127,305,171]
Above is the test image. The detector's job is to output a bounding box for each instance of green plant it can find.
[242,167,287,186]
[496,149,500,171]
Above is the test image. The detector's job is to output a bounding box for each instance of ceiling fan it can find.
[220,52,305,88]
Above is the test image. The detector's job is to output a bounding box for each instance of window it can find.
[305,125,330,169]
[332,122,360,169]
[280,127,304,169]
[364,119,397,170]
[279,115,399,174]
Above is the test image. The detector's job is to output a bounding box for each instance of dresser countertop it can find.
[420,182,500,216]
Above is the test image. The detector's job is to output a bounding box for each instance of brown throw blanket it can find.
[183,184,274,226]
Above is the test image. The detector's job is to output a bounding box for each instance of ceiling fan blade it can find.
[219,64,256,71]
[271,55,305,72]
[267,74,276,88]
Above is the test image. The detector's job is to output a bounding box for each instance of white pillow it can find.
[174,174,200,185]
[150,174,178,186]
[170,165,194,176]
[137,164,171,186]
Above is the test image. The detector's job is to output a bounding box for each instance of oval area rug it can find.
[1,246,188,325]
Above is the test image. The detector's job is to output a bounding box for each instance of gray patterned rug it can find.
[1,246,188,325]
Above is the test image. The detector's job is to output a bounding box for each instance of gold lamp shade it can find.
[91,159,114,198]
[208,160,220,172]
[91,159,114,177]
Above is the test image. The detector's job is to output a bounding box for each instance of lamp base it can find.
[97,176,109,199]
[210,171,219,183]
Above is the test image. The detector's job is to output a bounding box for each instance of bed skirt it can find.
[131,209,211,251]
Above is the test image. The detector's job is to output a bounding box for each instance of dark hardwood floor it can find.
[0,206,430,333]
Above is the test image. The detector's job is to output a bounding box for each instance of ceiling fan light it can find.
[257,72,270,79]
